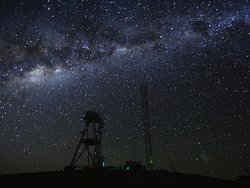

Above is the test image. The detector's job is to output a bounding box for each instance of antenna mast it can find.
[140,82,154,170]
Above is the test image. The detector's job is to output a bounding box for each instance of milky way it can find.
[0,0,250,179]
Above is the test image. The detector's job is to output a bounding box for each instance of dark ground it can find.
[0,169,248,187]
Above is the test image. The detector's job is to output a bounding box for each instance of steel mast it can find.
[140,82,154,170]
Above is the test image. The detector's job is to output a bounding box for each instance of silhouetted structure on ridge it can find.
[65,111,104,171]
[124,161,144,171]
[140,82,154,170]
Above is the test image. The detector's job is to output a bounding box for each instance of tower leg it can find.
[70,141,82,166]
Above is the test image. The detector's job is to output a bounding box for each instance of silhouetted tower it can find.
[140,82,154,170]
[69,111,104,169]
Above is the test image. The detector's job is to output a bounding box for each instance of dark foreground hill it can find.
[0,169,248,187]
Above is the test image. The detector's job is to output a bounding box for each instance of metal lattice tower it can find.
[140,82,154,170]
[68,111,104,170]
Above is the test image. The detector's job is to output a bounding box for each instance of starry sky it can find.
[0,0,250,180]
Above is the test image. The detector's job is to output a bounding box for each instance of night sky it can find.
[0,0,250,180]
